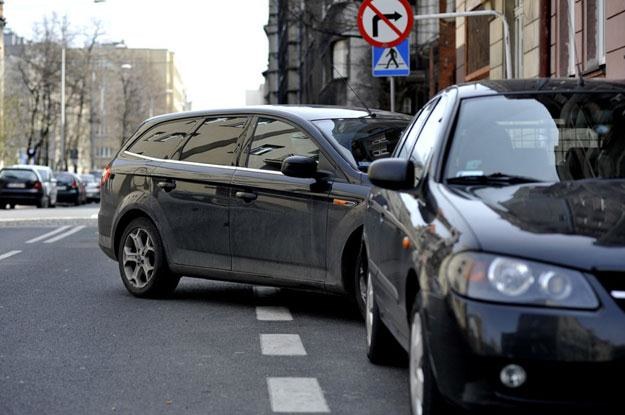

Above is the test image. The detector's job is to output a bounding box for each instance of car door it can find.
[149,116,252,271]
[369,93,452,329]
[230,116,333,284]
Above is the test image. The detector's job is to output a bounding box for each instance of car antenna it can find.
[331,64,376,118]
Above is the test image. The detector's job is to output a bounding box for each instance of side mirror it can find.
[368,158,415,190]
[281,155,318,178]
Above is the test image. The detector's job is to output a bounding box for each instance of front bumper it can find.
[424,285,625,412]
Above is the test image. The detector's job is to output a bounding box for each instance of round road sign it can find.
[357,0,414,48]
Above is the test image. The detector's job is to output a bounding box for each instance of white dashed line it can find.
[256,306,293,321]
[25,226,71,244]
[260,334,307,356]
[267,377,330,413]
[0,250,22,261]
[43,226,86,243]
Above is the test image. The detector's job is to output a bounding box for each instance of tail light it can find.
[101,164,112,187]
[33,181,43,190]
[71,180,78,189]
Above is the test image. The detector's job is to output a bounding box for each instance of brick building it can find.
[455,0,625,82]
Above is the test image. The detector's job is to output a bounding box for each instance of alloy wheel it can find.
[358,258,367,308]
[122,228,156,289]
[365,271,374,347]
[409,314,425,415]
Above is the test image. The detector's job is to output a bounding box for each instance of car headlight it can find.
[445,252,599,309]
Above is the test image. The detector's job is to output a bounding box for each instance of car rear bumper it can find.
[56,190,80,203]
[0,189,43,205]
[424,290,625,412]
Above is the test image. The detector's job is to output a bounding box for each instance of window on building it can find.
[178,117,249,166]
[242,118,320,172]
[126,119,198,159]
[465,6,491,80]
[332,39,349,79]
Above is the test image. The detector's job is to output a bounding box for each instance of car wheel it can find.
[37,196,49,209]
[409,299,454,415]
[354,243,368,319]
[366,270,404,364]
[118,218,180,298]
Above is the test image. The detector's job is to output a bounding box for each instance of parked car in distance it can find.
[0,165,56,208]
[80,174,101,203]
[98,105,411,310]
[55,171,87,205]
[363,79,625,414]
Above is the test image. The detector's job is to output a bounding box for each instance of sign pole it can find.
[390,77,396,112]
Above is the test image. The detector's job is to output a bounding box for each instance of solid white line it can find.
[25,226,71,244]
[267,377,330,413]
[260,334,307,356]
[43,225,86,243]
[0,250,22,261]
[612,291,625,299]
[256,306,293,321]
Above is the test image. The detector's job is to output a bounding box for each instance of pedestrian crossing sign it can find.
[372,39,410,77]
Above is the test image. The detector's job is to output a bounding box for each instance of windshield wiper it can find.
[446,172,542,186]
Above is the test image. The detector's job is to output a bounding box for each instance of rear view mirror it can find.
[368,158,415,190]
[281,156,318,178]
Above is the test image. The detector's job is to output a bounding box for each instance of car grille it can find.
[594,272,625,312]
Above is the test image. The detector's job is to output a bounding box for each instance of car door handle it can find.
[157,180,176,192]
[235,191,257,202]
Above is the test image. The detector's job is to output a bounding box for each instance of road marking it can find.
[0,251,22,262]
[253,286,281,298]
[43,226,86,243]
[260,334,307,356]
[90,213,98,219]
[256,306,293,321]
[25,226,71,244]
[267,377,330,413]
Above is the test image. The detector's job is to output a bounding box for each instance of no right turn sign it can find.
[357,0,414,48]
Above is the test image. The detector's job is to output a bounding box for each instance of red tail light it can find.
[101,165,112,186]
[33,181,43,190]
[71,180,78,189]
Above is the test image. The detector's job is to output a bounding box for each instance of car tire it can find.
[118,217,180,298]
[353,243,368,319]
[409,298,455,415]
[366,269,405,365]
[37,196,49,209]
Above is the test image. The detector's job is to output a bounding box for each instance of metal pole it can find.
[413,10,513,79]
[390,77,395,112]
[60,46,66,170]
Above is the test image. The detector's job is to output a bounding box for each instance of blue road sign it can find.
[372,39,410,77]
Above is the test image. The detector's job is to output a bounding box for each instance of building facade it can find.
[455,0,625,82]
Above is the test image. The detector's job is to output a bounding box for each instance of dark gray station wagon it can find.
[98,106,410,311]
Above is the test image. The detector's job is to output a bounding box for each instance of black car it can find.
[98,105,410,308]
[55,172,87,205]
[0,167,50,209]
[363,79,625,414]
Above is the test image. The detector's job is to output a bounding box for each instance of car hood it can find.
[442,180,625,272]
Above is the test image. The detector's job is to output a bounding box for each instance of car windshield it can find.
[313,118,410,169]
[445,92,625,183]
[0,169,37,181]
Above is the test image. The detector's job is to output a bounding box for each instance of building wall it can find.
[457,0,625,83]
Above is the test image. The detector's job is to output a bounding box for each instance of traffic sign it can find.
[372,39,410,77]
[358,0,414,48]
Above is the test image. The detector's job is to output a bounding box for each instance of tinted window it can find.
[0,169,37,181]
[395,98,439,159]
[179,117,248,165]
[243,118,320,172]
[127,119,198,159]
[55,173,76,185]
[411,94,449,168]
[312,118,410,168]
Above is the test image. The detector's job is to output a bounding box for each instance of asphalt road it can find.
[0,207,410,414]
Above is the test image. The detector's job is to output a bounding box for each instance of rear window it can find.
[55,173,76,185]
[127,118,199,159]
[313,117,410,169]
[0,169,37,181]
